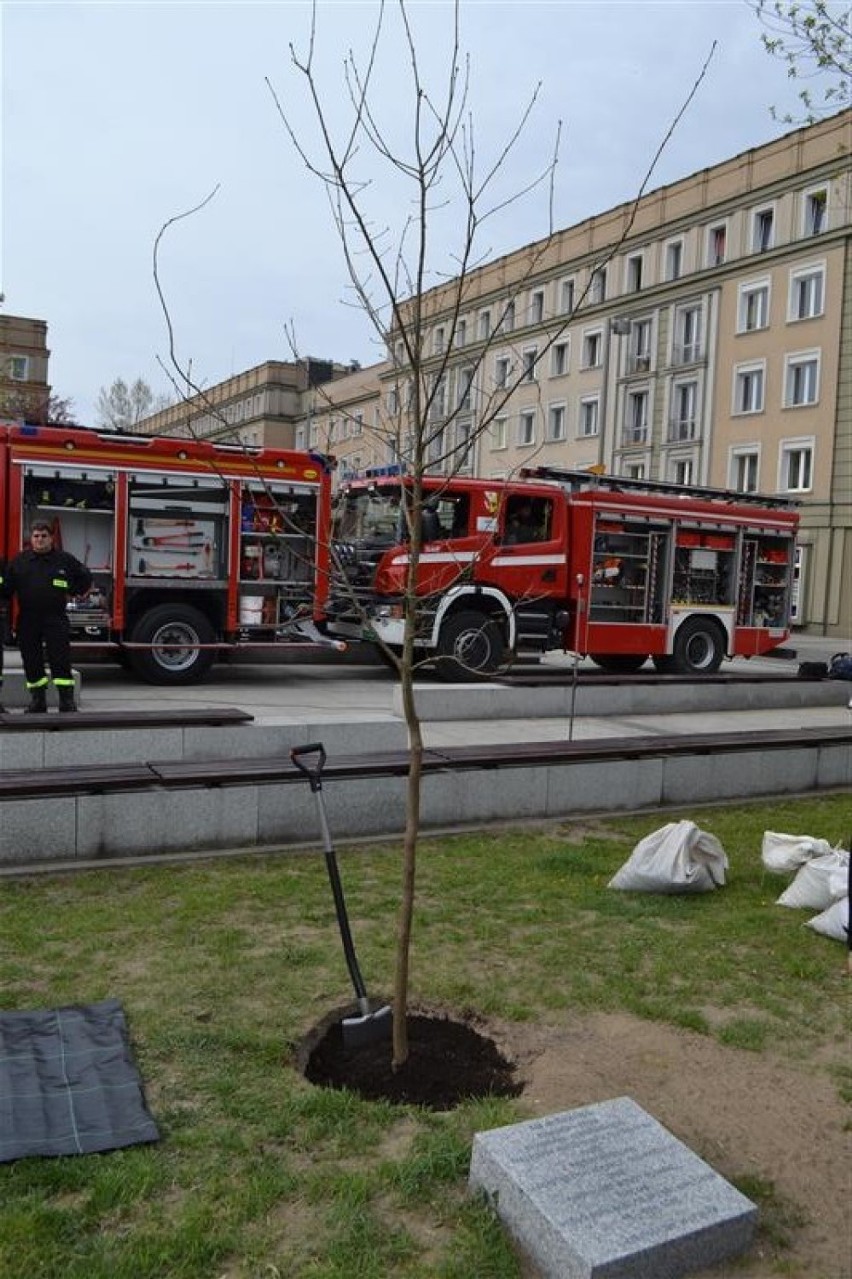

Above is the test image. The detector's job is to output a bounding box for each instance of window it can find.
[626,254,643,292]
[8,355,28,380]
[494,356,510,389]
[804,187,827,236]
[455,318,467,348]
[738,280,770,332]
[551,341,569,376]
[430,375,447,419]
[387,385,399,414]
[478,310,491,341]
[351,411,363,436]
[780,439,814,492]
[753,207,775,253]
[625,462,646,481]
[530,290,545,324]
[328,417,337,444]
[707,224,726,267]
[579,396,599,438]
[433,326,446,354]
[671,458,694,485]
[491,416,507,450]
[456,366,474,411]
[789,265,824,321]
[522,348,538,382]
[669,381,697,441]
[665,240,683,281]
[673,305,702,363]
[733,362,765,414]
[730,448,759,493]
[784,352,820,407]
[582,330,602,368]
[629,319,652,372]
[518,409,536,447]
[589,267,606,304]
[502,300,515,333]
[295,425,307,450]
[559,277,576,315]
[547,403,567,442]
[624,390,649,444]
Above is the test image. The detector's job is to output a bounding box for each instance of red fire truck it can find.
[330,466,800,678]
[0,422,340,682]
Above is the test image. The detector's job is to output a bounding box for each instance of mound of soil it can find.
[302,1011,521,1109]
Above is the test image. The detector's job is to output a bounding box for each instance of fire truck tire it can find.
[589,653,648,673]
[435,609,505,681]
[669,616,726,675]
[127,604,217,684]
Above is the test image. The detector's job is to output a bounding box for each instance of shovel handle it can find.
[290,742,326,791]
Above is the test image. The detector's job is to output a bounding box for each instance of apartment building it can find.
[299,360,390,477]
[323,110,850,637]
[136,358,356,449]
[0,314,51,421]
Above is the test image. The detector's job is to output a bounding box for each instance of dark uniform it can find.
[6,545,92,711]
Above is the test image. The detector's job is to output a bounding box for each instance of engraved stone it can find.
[469,1097,757,1279]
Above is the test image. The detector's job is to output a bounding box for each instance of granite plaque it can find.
[469,1097,757,1279]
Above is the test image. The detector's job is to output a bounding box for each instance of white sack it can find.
[608,820,728,894]
[761,830,833,873]
[806,897,849,944]
[777,849,850,910]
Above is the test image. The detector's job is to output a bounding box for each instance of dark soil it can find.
[302,1011,522,1109]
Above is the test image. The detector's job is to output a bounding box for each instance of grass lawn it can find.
[1,793,849,1278]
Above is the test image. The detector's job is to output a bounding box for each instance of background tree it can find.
[0,387,78,425]
[270,1,711,1068]
[96,376,170,431]
[750,0,851,122]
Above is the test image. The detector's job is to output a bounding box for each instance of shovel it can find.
[290,743,392,1050]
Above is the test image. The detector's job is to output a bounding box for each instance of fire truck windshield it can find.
[333,486,403,544]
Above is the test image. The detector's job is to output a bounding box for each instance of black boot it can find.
[25,688,48,714]
[58,687,78,713]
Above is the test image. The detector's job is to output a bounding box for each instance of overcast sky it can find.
[1,0,814,424]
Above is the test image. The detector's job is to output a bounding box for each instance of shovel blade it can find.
[341,1003,393,1051]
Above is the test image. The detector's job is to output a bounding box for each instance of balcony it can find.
[627,353,651,375]
[672,343,703,366]
[667,418,698,443]
[622,425,649,446]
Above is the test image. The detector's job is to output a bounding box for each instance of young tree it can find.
[269,1,713,1069]
[96,377,170,431]
[749,0,851,122]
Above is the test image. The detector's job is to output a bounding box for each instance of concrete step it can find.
[397,675,851,721]
[0,668,83,710]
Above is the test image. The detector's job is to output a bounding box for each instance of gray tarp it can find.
[0,998,159,1162]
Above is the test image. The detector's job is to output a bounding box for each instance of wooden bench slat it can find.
[0,708,254,733]
[0,726,846,800]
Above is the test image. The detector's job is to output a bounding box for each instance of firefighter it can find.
[6,521,92,713]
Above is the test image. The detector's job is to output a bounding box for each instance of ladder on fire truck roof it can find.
[519,465,798,512]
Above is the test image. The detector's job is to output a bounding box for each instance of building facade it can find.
[0,315,51,422]
[136,358,358,450]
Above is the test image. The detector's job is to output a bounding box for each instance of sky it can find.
[1,0,815,424]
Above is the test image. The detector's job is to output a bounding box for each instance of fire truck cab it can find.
[330,467,799,679]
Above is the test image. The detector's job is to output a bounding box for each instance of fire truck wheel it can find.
[435,609,505,681]
[589,653,648,673]
[127,604,217,684]
[670,616,726,675]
